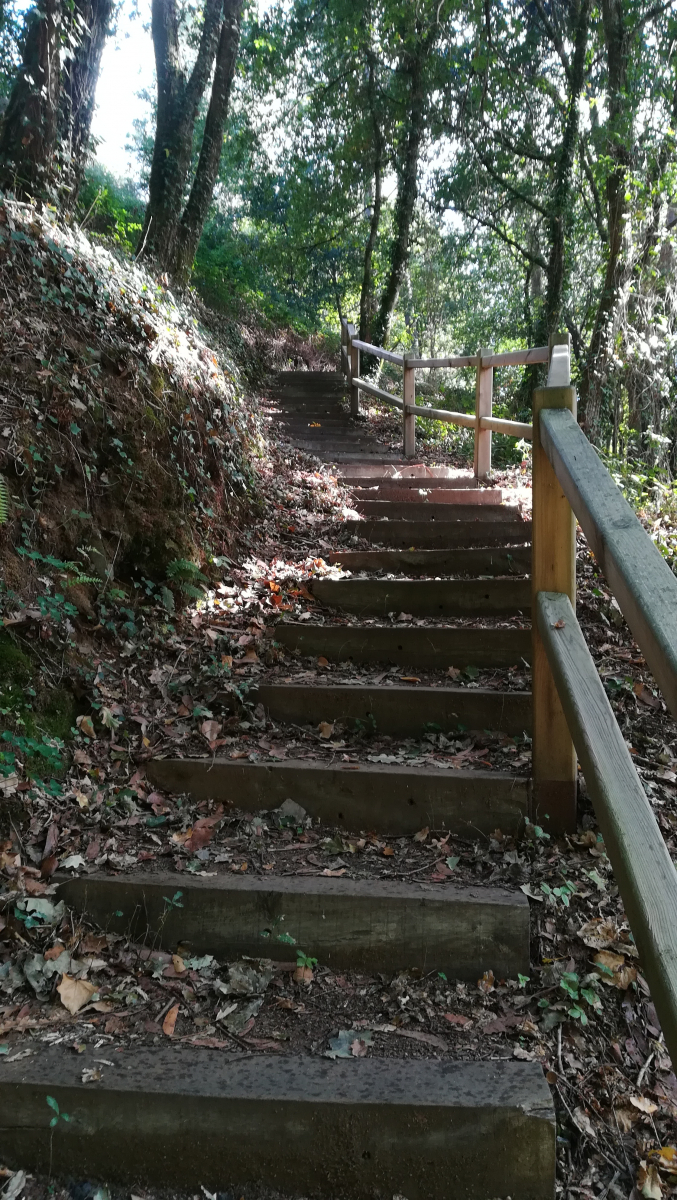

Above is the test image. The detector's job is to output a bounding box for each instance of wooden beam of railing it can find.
[481,347,549,368]
[537,590,677,1070]
[480,416,533,438]
[406,355,478,369]
[352,376,404,409]
[350,339,405,366]
[539,407,677,722]
[405,403,475,429]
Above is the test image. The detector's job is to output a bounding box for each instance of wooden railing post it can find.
[347,323,360,416]
[532,332,577,834]
[474,348,493,481]
[403,353,416,458]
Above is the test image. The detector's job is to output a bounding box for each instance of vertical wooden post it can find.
[403,353,416,458]
[532,334,577,834]
[474,348,493,481]
[340,319,347,380]
[348,323,360,416]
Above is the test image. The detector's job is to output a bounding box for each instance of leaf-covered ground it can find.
[2,204,677,1200]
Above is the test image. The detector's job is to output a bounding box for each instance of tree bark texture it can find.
[580,0,631,438]
[541,0,591,342]
[171,0,243,286]
[371,35,428,350]
[0,0,62,199]
[138,0,242,285]
[59,0,115,207]
[138,0,225,269]
[359,49,383,344]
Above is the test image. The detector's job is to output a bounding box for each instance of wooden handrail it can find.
[539,407,677,722]
[537,591,677,1070]
[338,322,561,472]
[352,376,404,409]
[405,403,476,429]
[406,354,478,369]
[351,339,405,366]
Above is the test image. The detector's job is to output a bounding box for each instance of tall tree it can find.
[137,0,243,286]
[0,0,112,202]
[59,0,115,207]
[0,0,62,198]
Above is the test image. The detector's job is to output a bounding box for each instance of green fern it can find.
[0,475,8,524]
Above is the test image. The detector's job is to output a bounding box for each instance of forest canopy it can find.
[0,0,676,468]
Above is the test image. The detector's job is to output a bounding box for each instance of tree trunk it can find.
[580,0,631,439]
[371,40,427,350]
[0,0,61,199]
[59,0,115,207]
[170,0,243,287]
[137,0,224,270]
[540,0,590,341]
[359,50,383,344]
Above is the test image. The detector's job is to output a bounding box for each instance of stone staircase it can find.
[0,371,556,1200]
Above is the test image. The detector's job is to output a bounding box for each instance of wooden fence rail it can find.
[340,313,677,1071]
[339,318,547,477]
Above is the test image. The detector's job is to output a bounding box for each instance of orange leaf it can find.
[163,1004,179,1037]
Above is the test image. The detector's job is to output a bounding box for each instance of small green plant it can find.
[162,890,184,911]
[166,558,209,599]
[46,1094,70,1177]
[0,476,8,524]
[296,950,318,969]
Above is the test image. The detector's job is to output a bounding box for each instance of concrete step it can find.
[310,577,530,617]
[354,500,523,522]
[221,681,532,736]
[274,622,530,667]
[343,519,532,548]
[0,1047,556,1200]
[57,871,529,978]
[147,758,530,836]
[327,546,532,575]
[352,485,502,504]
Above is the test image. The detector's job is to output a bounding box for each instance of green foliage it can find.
[77,168,145,253]
[166,558,209,600]
[0,475,8,523]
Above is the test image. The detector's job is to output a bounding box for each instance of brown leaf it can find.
[40,854,58,879]
[200,719,222,747]
[594,950,637,989]
[482,1012,526,1034]
[24,876,47,895]
[317,657,329,667]
[77,715,96,739]
[293,966,314,984]
[413,827,429,842]
[637,1161,663,1199]
[444,1012,473,1028]
[477,969,495,994]
[44,943,66,961]
[185,806,224,852]
[162,1004,179,1037]
[85,839,100,862]
[171,954,186,975]
[57,974,97,1015]
[382,846,394,857]
[634,681,660,709]
[395,1028,448,1051]
[42,822,59,860]
[318,721,334,739]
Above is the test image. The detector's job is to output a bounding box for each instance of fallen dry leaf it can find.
[318,721,334,739]
[630,1094,659,1115]
[44,943,66,961]
[57,974,97,1015]
[634,681,660,709]
[413,827,429,842]
[444,1012,473,1028]
[200,719,222,747]
[477,969,495,994]
[162,1004,179,1037]
[637,1161,663,1199]
[593,950,637,989]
